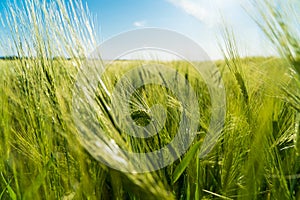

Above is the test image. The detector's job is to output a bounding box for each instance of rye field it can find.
[0,0,300,199]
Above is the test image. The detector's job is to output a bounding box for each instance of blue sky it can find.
[85,0,276,59]
[0,0,276,59]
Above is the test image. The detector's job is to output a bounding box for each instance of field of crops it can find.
[1,0,300,199]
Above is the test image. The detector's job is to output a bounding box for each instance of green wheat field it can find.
[1,0,300,199]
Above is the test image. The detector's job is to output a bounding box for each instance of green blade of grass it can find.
[172,140,202,184]
[1,173,17,200]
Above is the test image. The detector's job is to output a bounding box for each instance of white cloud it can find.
[164,0,274,59]
[167,0,208,21]
[133,20,147,27]
[166,0,245,27]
